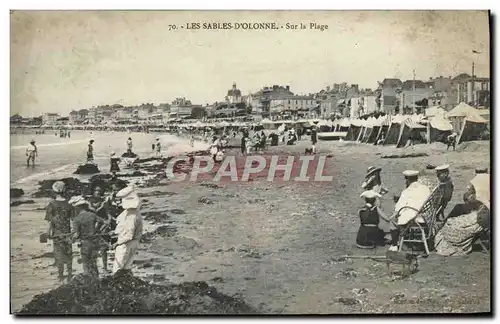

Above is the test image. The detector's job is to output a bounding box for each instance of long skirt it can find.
[434,211,484,256]
[356,225,385,249]
[113,240,140,274]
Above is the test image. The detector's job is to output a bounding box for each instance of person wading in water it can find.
[87,140,95,163]
[26,140,38,167]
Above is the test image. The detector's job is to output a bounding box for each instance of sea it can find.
[10,130,192,188]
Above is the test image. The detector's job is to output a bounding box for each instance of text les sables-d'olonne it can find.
[168,22,329,31]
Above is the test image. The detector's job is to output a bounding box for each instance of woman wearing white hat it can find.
[111,186,143,274]
[434,173,490,256]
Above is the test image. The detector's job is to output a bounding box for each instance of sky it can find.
[10,10,490,117]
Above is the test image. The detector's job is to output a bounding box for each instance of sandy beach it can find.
[10,134,490,313]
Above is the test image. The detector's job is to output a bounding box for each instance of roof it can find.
[452,73,471,81]
[381,78,403,88]
[401,80,427,90]
[425,106,446,117]
[447,102,480,118]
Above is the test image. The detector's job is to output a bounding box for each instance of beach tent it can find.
[316,119,333,132]
[369,115,389,144]
[383,114,405,145]
[337,118,350,132]
[446,102,482,133]
[345,119,362,141]
[457,112,488,144]
[396,115,427,148]
[372,115,392,144]
[428,114,453,144]
[425,106,447,118]
[360,117,377,143]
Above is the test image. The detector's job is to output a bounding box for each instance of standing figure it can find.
[87,182,111,273]
[310,126,318,153]
[87,140,95,163]
[446,132,457,151]
[45,181,73,282]
[126,137,133,154]
[435,164,454,221]
[190,134,195,147]
[155,138,162,157]
[69,196,107,278]
[210,136,220,162]
[112,186,143,274]
[110,152,121,174]
[26,140,38,167]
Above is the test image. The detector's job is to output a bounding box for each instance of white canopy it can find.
[425,106,447,117]
[447,102,481,118]
[429,114,453,131]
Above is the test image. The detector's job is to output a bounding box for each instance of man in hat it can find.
[69,195,108,278]
[45,181,73,282]
[388,170,430,251]
[26,140,38,167]
[111,186,143,274]
[436,164,454,221]
[475,167,488,175]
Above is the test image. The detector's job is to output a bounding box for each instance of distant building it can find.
[226,82,243,104]
[399,80,433,114]
[378,78,403,114]
[249,85,294,116]
[42,113,60,125]
[169,98,193,119]
[270,95,316,116]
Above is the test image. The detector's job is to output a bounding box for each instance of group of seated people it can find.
[356,164,490,256]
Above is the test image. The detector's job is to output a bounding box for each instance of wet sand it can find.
[10,137,491,313]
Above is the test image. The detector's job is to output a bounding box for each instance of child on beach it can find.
[356,190,388,249]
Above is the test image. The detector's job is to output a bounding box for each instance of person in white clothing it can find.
[111,185,143,274]
[387,170,430,251]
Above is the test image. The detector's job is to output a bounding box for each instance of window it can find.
[288,100,291,104]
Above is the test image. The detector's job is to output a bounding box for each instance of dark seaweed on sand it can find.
[18,270,256,315]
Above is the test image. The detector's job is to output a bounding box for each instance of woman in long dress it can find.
[434,173,490,256]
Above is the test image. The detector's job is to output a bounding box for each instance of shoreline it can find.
[10,136,491,313]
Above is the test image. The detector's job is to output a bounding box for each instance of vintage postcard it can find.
[10,10,491,315]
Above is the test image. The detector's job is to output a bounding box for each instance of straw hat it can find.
[365,166,381,178]
[403,170,419,177]
[52,181,65,193]
[360,190,382,199]
[68,195,88,207]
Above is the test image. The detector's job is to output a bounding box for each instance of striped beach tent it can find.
[383,114,405,145]
[396,115,427,148]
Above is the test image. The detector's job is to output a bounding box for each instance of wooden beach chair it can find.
[397,184,445,255]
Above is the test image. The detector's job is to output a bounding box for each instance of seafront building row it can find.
[11,73,490,127]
